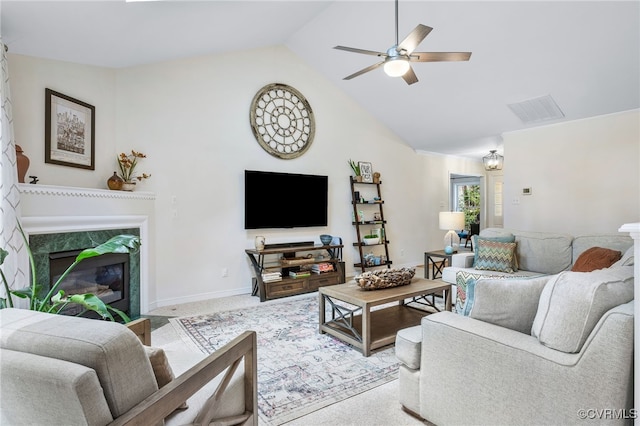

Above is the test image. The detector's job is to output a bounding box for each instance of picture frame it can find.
[359,161,373,183]
[45,88,95,170]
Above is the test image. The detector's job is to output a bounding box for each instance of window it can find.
[451,177,480,229]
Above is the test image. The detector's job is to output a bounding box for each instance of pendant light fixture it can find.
[483,150,504,171]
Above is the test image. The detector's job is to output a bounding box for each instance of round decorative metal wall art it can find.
[250,83,315,159]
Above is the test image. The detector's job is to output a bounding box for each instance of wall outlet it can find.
[400,249,405,257]
[221,268,228,277]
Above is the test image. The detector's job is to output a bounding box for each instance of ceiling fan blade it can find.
[398,24,433,54]
[343,61,385,80]
[402,66,418,85]
[410,52,472,62]
[334,46,385,57]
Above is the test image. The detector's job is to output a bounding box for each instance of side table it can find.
[424,250,453,279]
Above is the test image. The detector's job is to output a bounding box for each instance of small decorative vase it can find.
[121,181,136,191]
[255,236,266,251]
[355,175,363,182]
[107,172,124,190]
[15,145,30,184]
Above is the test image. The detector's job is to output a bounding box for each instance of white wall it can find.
[13,48,633,310]
[8,55,117,188]
[114,46,435,307]
[503,110,640,235]
[9,47,485,310]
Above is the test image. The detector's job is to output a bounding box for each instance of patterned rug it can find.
[169,295,401,425]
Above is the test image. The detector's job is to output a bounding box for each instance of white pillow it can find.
[611,246,634,268]
[468,276,550,334]
[531,266,634,353]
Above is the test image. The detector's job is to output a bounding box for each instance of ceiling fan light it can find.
[384,58,410,77]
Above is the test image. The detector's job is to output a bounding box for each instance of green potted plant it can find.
[363,234,380,245]
[348,159,362,182]
[0,223,139,322]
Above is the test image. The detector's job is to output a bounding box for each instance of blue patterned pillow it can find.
[455,271,528,316]
[472,234,515,264]
[455,271,485,314]
[474,239,517,273]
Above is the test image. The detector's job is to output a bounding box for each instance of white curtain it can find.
[0,40,28,304]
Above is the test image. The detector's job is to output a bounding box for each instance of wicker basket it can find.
[355,267,416,290]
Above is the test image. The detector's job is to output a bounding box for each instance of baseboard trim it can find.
[147,286,253,312]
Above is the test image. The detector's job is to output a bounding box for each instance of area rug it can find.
[169,295,400,425]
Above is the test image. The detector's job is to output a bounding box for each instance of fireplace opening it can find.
[49,250,130,318]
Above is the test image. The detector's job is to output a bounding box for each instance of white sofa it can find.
[395,230,635,425]
[396,266,634,424]
[442,228,633,284]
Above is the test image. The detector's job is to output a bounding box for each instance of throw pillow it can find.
[454,271,529,315]
[467,275,550,334]
[571,247,622,272]
[144,346,189,410]
[455,271,484,314]
[472,234,516,264]
[474,239,517,273]
[531,266,634,353]
[611,246,634,268]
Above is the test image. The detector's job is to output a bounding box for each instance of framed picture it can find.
[359,161,373,183]
[45,88,95,170]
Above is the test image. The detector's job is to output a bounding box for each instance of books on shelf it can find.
[262,272,282,283]
[312,263,334,274]
[289,271,311,278]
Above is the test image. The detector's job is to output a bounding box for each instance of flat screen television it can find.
[244,170,328,229]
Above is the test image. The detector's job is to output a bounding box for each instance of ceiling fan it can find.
[334,0,471,85]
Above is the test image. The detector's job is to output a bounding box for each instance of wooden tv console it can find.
[245,241,345,302]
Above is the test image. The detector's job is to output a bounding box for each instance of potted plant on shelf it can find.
[363,234,380,245]
[348,159,362,182]
[0,223,139,322]
[117,150,151,191]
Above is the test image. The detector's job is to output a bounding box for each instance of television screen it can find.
[244,170,328,229]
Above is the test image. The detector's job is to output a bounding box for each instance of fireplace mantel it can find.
[18,184,156,314]
[19,183,155,201]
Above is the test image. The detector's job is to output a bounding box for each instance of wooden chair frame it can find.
[113,325,258,426]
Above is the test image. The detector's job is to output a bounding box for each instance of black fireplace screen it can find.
[49,250,130,316]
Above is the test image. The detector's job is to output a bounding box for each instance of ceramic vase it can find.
[121,181,136,191]
[107,172,124,190]
[255,236,266,250]
[15,145,30,183]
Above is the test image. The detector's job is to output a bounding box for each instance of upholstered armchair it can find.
[0,308,257,426]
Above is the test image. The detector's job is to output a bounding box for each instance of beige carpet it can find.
[148,274,430,425]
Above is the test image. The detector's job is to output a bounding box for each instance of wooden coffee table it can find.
[318,278,451,356]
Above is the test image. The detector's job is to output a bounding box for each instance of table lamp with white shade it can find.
[439,211,465,254]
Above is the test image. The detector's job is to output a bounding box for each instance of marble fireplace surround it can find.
[19,184,154,314]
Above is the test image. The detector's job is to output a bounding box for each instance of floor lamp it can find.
[439,211,465,254]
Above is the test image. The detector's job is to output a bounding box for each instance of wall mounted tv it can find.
[244,170,328,229]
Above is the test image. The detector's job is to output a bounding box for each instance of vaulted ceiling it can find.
[2,1,639,159]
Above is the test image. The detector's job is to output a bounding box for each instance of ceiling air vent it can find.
[507,94,564,124]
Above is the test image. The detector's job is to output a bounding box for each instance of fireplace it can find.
[29,227,141,318]
[18,184,155,314]
[49,250,130,317]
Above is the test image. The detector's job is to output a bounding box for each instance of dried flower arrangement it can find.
[117,150,151,183]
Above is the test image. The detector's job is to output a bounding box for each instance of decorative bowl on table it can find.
[320,234,333,245]
[355,267,416,290]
